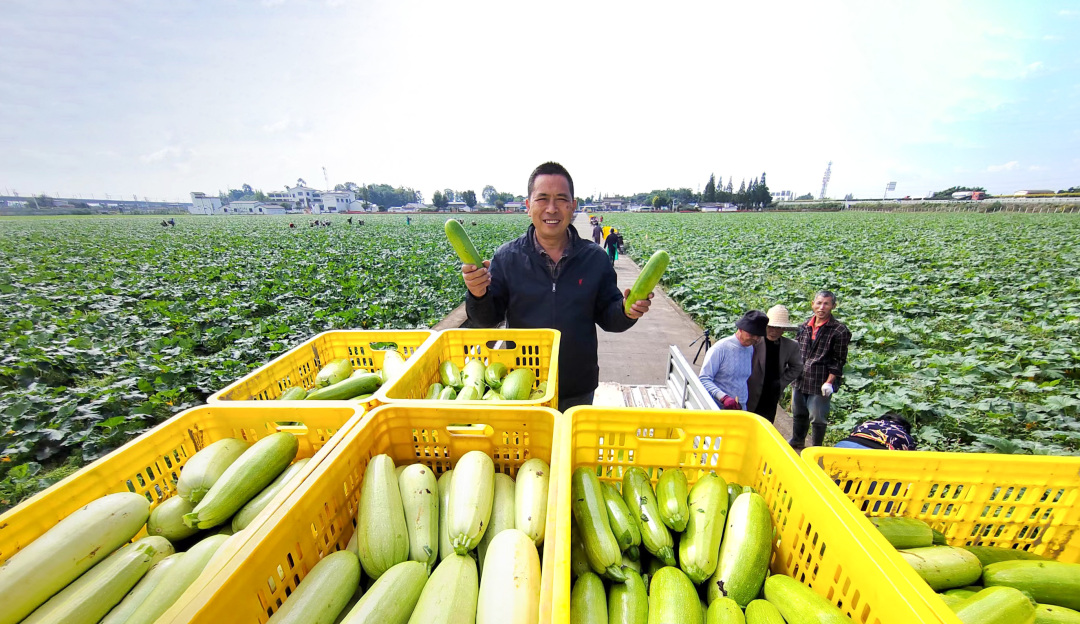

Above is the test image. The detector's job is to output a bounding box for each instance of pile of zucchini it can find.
[278,349,408,402]
[870,516,1080,623]
[425,359,545,401]
[263,451,551,623]
[570,467,854,624]
[0,431,306,624]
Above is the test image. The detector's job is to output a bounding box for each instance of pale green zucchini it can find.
[100,553,183,624]
[306,373,381,401]
[572,467,626,582]
[869,516,934,549]
[707,597,745,623]
[316,358,354,387]
[570,517,592,579]
[678,472,728,584]
[899,545,983,591]
[648,566,702,624]
[399,463,440,572]
[602,481,642,558]
[963,545,1050,566]
[622,467,676,566]
[448,450,495,555]
[952,586,1035,624]
[625,250,669,313]
[477,472,516,572]
[147,495,200,543]
[744,599,784,624]
[440,360,463,389]
[656,467,689,532]
[763,574,851,624]
[707,492,772,606]
[476,529,541,624]
[445,218,483,266]
[407,553,478,624]
[515,458,550,546]
[1035,603,1080,623]
[381,350,408,384]
[267,550,360,623]
[0,491,151,624]
[184,431,300,529]
[279,386,308,400]
[437,469,454,560]
[176,437,249,503]
[124,533,230,624]
[22,536,173,624]
[232,457,311,532]
[355,454,410,579]
[609,568,649,624]
[983,560,1080,611]
[485,362,508,390]
[340,560,427,624]
[501,368,536,400]
[570,572,607,624]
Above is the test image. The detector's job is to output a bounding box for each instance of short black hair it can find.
[814,289,837,304]
[880,412,912,432]
[527,161,574,199]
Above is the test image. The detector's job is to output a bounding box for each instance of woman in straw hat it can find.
[746,305,803,422]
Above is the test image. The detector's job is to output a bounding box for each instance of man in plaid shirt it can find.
[789,290,852,450]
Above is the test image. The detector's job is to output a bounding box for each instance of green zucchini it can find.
[708,492,772,606]
[952,586,1035,624]
[447,450,495,555]
[462,358,486,387]
[656,468,689,532]
[445,218,484,266]
[475,529,541,624]
[438,386,458,400]
[440,360,463,389]
[399,464,440,572]
[763,574,850,624]
[316,358,354,387]
[177,437,249,503]
[679,472,728,584]
[477,472,516,572]
[501,368,536,400]
[183,431,300,529]
[706,597,745,624]
[571,467,626,582]
[100,553,183,624]
[356,454,410,579]
[340,560,427,624]
[456,384,481,401]
[485,362,508,390]
[482,389,502,400]
[624,250,669,314]
[963,545,1051,566]
[983,561,1080,611]
[147,495,200,543]
[437,469,454,561]
[570,572,607,624]
[232,457,311,531]
[125,534,230,624]
[648,566,702,624]
[933,528,948,545]
[22,536,173,624]
[267,551,360,623]
[570,518,592,579]
[306,373,381,401]
[407,553,478,624]
[602,481,642,557]
[622,467,676,566]
[1035,604,1080,623]
[869,516,934,549]
[426,382,444,400]
[381,350,408,384]
[609,569,649,624]
[0,491,151,624]
[743,599,783,624]
[279,386,308,400]
[899,545,983,591]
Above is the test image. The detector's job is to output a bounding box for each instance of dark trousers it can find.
[752,385,781,423]
[559,391,595,411]
[788,389,831,449]
[607,248,616,264]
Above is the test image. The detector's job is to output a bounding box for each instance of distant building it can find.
[223,200,286,215]
[701,203,737,212]
[505,201,526,211]
[319,190,355,213]
[771,190,795,202]
[266,191,291,205]
[189,192,223,215]
[1013,189,1055,196]
[447,200,470,212]
[347,200,375,213]
[287,185,323,211]
[600,197,627,211]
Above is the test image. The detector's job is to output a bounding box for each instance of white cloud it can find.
[261,118,291,133]
[1059,9,1078,16]
[988,161,1020,172]
[1027,165,1047,171]
[140,146,182,164]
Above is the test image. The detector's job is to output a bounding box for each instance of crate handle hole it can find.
[369,341,400,351]
[275,422,309,435]
[485,340,518,350]
[638,427,686,442]
[446,424,494,437]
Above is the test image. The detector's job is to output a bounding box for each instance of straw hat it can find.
[766,305,799,330]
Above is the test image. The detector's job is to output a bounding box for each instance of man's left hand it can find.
[624,290,654,319]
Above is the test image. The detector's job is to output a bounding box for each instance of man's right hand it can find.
[462,260,491,298]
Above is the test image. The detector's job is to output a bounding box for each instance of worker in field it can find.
[460,161,654,410]
[699,310,768,410]
[789,290,852,451]
[592,219,603,245]
[836,413,916,450]
[746,305,803,422]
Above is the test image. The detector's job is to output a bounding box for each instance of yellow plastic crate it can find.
[208,329,434,410]
[554,407,942,624]
[0,403,360,603]
[803,447,1080,624]
[376,328,560,408]
[161,403,563,624]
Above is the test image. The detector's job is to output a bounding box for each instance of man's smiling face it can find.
[527,173,576,240]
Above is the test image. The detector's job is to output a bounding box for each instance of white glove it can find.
[821,382,834,398]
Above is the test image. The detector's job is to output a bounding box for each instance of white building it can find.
[319,190,355,213]
[266,191,291,205]
[771,190,795,202]
[189,192,223,215]
[224,201,286,215]
[287,185,323,211]
[348,200,375,212]
[505,201,526,211]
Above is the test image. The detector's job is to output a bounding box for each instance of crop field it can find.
[3,211,1079,508]
[0,214,526,508]
[604,211,1080,454]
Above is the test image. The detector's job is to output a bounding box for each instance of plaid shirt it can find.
[531,230,573,280]
[794,316,852,395]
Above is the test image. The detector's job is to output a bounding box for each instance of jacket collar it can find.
[526,223,584,260]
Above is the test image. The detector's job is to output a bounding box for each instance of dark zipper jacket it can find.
[465,224,636,398]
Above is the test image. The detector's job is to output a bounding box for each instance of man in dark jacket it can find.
[461,162,654,409]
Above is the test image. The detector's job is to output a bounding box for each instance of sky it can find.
[1,0,1078,203]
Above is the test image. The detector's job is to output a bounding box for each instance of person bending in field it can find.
[460,161,654,410]
[835,413,916,451]
[788,290,852,451]
[699,310,768,410]
[746,305,803,423]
